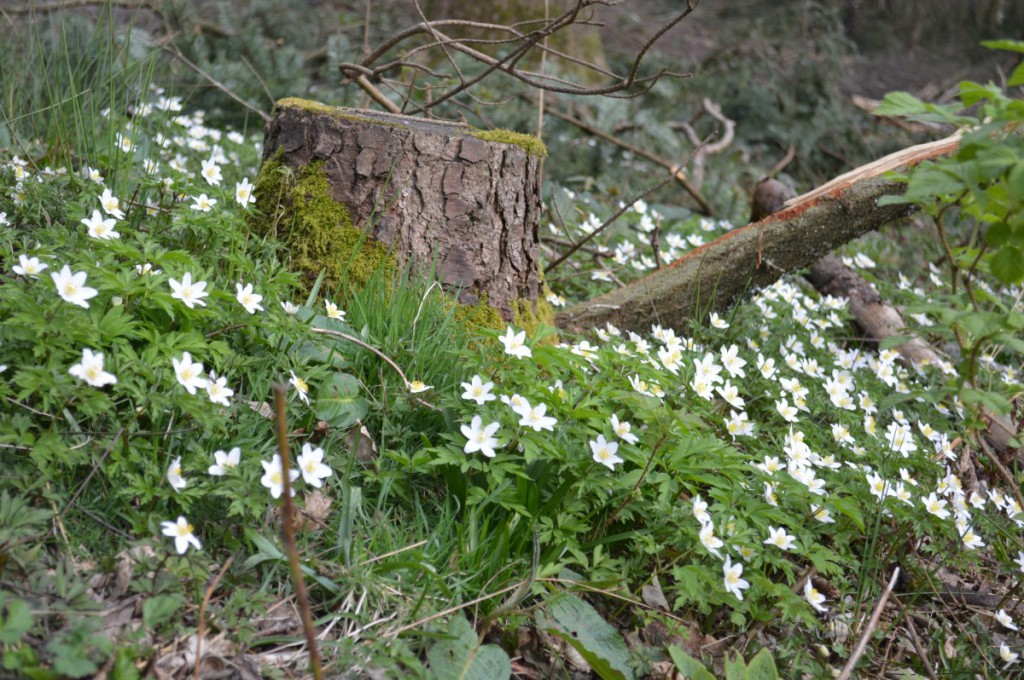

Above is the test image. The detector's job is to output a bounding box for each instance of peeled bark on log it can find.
[261,98,545,319]
[806,255,942,366]
[556,132,964,334]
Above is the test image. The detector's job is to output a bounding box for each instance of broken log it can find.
[556,132,964,334]
[258,98,546,320]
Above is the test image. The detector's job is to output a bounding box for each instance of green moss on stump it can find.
[470,128,548,158]
[252,155,393,292]
[274,97,547,158]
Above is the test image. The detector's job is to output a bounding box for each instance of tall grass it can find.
[0,7,156,170]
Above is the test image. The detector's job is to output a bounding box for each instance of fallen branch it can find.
[556,131,963,334]
[838,567,900,680]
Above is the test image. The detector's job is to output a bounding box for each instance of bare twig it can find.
[59,428,126,521]
[310,327,409,388]
[161,44,271,123]
[342,0,698,116]
[891,594,939,680]
[546,167,689,272]
[601,433,668,530]
[838,566,901,680]
[768,146,796,178]
[273,385,323,680]
[534,99,712,214]
[195,556,234,680]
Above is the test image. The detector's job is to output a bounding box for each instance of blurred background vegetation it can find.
[1,0,1021,222]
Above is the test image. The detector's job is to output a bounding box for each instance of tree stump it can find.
[258,98,546,321]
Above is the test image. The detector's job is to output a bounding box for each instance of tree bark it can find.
[556,132,964,334]
[262,99,544,319]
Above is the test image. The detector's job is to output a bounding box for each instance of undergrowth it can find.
[1,7,1024,680]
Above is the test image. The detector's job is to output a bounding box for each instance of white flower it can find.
[160,516,201,554]
[166,456,187,492]
[546,292,566,307]
[200,157,223,186]
[261,454,299,498]
[775,399,799,423]
[499,326,532,359]
[803,579,828,613]
[763,526,797,551]
[172,352,208,394]
[996,609,1019,631]
[280,301,299,315]
[235,177,255,206]
[589,435,623,470]
[461,415,501,458]
[1000,643,1019,666]
[461,375,497,405]
[13,254,47,278]
[191,194,217,212]
[517,400,557,432]
[98,188,125,219]
[81,210,119,240]
[922,492,950,520]
[51,265,98,308]
[135,262,161,276]
[408,380,432,393]
[960,525,984,550]
[325,301,345,320]
[208,447,241,476]
[289,371,310,405]
[68,348,117,387]
[709,312,729,329]
[205,373,234,406]
[610,414,639,444]
[235,282,264,314]
[169,272,209,309]
[296,443,332,488]
[723,555,750,600]
[692,495,711,524]
[811,505,836,524]
[699,521,724,559]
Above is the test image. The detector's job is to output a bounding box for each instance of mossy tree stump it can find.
[258,98,547,322]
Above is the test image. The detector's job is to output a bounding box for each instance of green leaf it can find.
[1010,62,1024,88]
[426,615,511,680]
[984,221,1013,247]
[958,81,1003,107]
[0,597,32,644]
[724,651,747,679]
[314,372,367,429]
[745,648,781,680]
[981,39,1024,54]
[666,647,715,680]
[989,246,1024,284]
[142,594,185,630]
[874,91,926,117]
[538,594,634,680]
[903,167,965,202]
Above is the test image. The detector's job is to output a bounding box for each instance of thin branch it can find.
[161,44,271,123]
[59,428,125,521]
[195,556,234,680]
[838,566,901,680]
[310,327,409,388]
[546,166,693,272]
[273,385,323,680]
[535,99,712,214]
